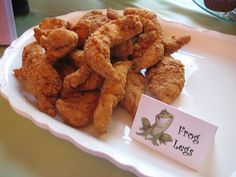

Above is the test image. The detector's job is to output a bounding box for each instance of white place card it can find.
[130,94,217,171]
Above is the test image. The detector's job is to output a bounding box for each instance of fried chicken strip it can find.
[111,40,134,60]
[54,57,77,80]
[34,17,72,43]
[163,35,191,55]
[56,92,99,127]
[63,49,103,91]
[14,42,62,116]
[146,56,185,104]
[73,10,110,46]
[40,28,78,63]
[120,70,145,118]
[93,61,132,134]
[77,73,104,91]
[124,8,164,72]
[63,50,90,88]
[107,8,122,20]
[84,15,143,79]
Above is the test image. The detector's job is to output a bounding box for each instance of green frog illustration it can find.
[136,109,174,146]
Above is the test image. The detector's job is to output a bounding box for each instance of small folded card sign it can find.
[130,94,217,171]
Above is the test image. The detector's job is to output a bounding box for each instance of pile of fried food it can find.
[14,8,191,134]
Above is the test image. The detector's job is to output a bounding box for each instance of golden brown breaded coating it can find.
[38,17,72,30]
[59,85,78,99]
[124,7,157,23]
[101,61,132,100]
[163,35,191,55]
[38,96,58,117]
[124,8,164,72]
[106,8,122,20]
[63,64,91,89]
[146,56,185,104]
[73,10,110,46]
[64,50,90,88]
[40,28,78,63]
[93,61,132,134]
[56,63,76,80]
[34,17,72,43]
[60,74,103,99]
[84,15,142,79]
[111,40,134,60]
[56,92,99,127]
[14,42,62,116]
[120,70,145,118]
[63,49,103,91]
[93,94,118,133]
[69,49,85,68]
[63,70,103,92]
[77,73,104,91]
[53,57,77,80]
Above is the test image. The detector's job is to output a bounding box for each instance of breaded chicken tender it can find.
[107,8,122,20]
[54,58,77,80]
[124,8,164,72]
[101,61,132,100]
[73,10,110,46]
[56,92,99,127]
[34,17,72,43]
[163,35,191,55]
[93,61,132,134]
[37,17,72,30]
[77,73,104,91]
[14,42,62,116]
[146,56,185,104]
[84,15,142,79]
[93,94,118,132]
[111,40,134,60]
[124,7,157,23]
[63,49,103,91]
[120,70,145,118]
[40,28,78,63]
[63,50,90,88]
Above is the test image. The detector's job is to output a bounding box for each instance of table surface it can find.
[0,0,235,177]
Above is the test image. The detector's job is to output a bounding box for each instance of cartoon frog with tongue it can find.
[137,109,174,146]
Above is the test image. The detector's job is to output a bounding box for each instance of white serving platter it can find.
[1,11,236,177]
